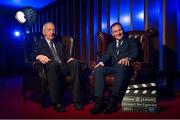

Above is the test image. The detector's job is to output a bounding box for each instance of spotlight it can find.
[15,6,37,27]
[14,31,20,37]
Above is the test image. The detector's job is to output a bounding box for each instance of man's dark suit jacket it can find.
[100,37,139,65]
[30,37,70,63]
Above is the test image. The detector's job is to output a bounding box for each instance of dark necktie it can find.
[49,41,61,64]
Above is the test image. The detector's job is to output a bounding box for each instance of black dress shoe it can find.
[53,104,66,112]
[104,102,118,114]
[90,103,104,115]
[73,102,84,110]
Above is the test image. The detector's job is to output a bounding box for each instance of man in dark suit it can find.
[90,22,139,114]
[30,22,83,112]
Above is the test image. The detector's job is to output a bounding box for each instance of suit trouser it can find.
[94,64,133,98]
[45,60,82,104]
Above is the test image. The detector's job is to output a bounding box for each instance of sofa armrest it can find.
[89,61,96,70]
[80,61,87,70]
[130,61,151,83]
[131,61,141,71]
[132,61,152,71]
[33,60,44,72]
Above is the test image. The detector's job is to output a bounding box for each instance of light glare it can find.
[14,31,20,37]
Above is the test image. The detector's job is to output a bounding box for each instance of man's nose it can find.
[118,32,122,34]
[50,31,55,34]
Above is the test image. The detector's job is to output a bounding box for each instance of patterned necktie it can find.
[116,41,120,55]
[116,40,123,55]
[49,41,61,64]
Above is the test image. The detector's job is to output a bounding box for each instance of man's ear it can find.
[42,31,45,36]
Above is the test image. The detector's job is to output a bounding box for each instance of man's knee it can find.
[46,60,59,69]
[70,59,81,67]
[94,67,105,75]
[115,64,131,73]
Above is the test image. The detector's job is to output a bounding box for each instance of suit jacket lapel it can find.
[112,41,118,58]
[53,40,61,57]
[42,38,54,58]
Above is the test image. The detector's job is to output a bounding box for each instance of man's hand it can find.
[94,62,104,69]
[36,55,50,64]
[118,57,130,66]
[67,57,75,63]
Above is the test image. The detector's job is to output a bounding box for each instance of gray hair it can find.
[42,22,54,33]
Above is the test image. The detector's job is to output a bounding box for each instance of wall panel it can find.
[147,0,162,70]
[101,0,108,32]
[85,0,90,64]
[119,0,131,31]
[109,0,119,31]
[177,0,180,71]
[132,0,144,30]
[165,0,177,71]
[93,0,98,62]
[32,0,180,72]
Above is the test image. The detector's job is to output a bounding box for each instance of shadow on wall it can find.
[163,45,177,97]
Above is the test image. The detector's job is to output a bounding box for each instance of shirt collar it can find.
[45,37,54,47]
[116,39,123,45]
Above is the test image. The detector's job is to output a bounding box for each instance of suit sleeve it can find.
[29,40,41,62]
[100,43,113,63]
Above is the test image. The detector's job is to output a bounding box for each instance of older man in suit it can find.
[90,22,140,114]
[30,22,83,112]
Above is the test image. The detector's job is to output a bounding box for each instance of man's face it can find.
[43,23,55,41]
[111,24,123,40]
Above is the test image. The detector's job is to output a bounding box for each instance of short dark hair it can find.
[110,22,124,33]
